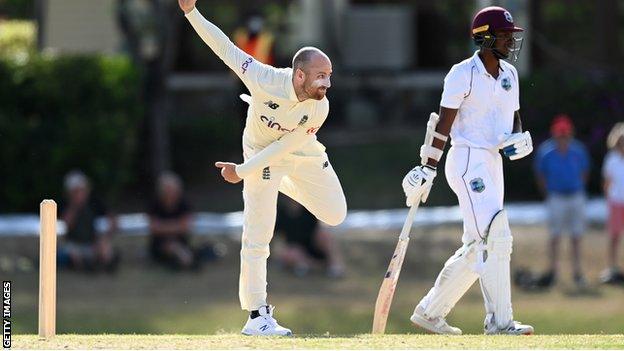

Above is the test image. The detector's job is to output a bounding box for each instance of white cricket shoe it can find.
[484,314,534,335]
[410,306,462,335]
[241,305,292,336]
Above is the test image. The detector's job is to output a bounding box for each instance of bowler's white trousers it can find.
[418,145,512,319]
[239,151,347,310]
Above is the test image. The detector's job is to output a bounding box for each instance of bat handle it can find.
[398,201,420,240]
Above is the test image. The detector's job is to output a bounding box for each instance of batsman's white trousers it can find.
[239,152,347,310]
[418,146,511,320]
[448,146,504,245]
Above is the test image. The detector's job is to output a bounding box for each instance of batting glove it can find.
[402,165,436,206]
[499,131,533,161]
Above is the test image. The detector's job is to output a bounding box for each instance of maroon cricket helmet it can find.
[471,6,524,36]
[471,6,524,61]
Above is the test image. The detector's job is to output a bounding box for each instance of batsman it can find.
[402,6,534,335]
[178,0,347,336]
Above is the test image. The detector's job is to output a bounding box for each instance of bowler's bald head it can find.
[292,47,331,72]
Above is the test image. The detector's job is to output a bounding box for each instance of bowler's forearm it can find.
[236,130,313,178]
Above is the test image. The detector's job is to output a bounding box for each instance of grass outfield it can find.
[12,334,624,349]
[3,225,624,338]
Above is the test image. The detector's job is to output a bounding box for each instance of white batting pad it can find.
[418,242,480,318]
[478,209,514,329]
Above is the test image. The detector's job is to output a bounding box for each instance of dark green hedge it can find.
[0,55,142,212]
[0,0,33,19]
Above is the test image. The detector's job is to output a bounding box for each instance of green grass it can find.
[3,225,624,343]
[12,334,624,349]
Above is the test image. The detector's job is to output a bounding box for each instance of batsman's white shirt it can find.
[185,8,346,311]
[442,50,520,150]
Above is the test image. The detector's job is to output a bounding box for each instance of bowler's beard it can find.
[305,80,328,100]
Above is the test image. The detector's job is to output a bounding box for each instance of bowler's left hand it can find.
[215,162,242,184]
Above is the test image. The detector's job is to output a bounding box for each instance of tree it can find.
[117,0,182,182]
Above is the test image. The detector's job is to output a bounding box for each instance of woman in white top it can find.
[601,123,624,284]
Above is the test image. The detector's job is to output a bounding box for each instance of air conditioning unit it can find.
[40,0,121,54]
[342,6,415,71]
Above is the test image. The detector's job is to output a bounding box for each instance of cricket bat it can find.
[372,202,420,334]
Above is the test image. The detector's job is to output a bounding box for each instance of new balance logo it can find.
[264,101,279,110]
[262,167,271,180]
[259,324,269,331]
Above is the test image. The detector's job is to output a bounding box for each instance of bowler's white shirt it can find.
[185,8,328,178]
[441,51,520,150]
[603,150,624,204]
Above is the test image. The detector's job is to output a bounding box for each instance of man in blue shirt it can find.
[534,114,590,288]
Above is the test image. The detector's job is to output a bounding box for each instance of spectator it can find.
[601,123,624,284]
[274,196,345,278]
[58,171,119,272]
[533,114,590,288]
[233,12,275,65]
[148,172,219,270]
[232,12,277,134]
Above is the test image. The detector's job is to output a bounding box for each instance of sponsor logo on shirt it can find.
[306,126,320,135]
[241,57,253,74]
[260,115,294,132]
[501,77,512,91]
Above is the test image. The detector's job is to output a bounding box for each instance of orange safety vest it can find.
[233,29,275,65]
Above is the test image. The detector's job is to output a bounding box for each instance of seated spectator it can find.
[148,172,220,270]
[57,170,119,272]
[601,123,624,284]
[274,196,345,278]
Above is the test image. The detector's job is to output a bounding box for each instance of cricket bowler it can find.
[401,6,535,335]
[178,0,347,336]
